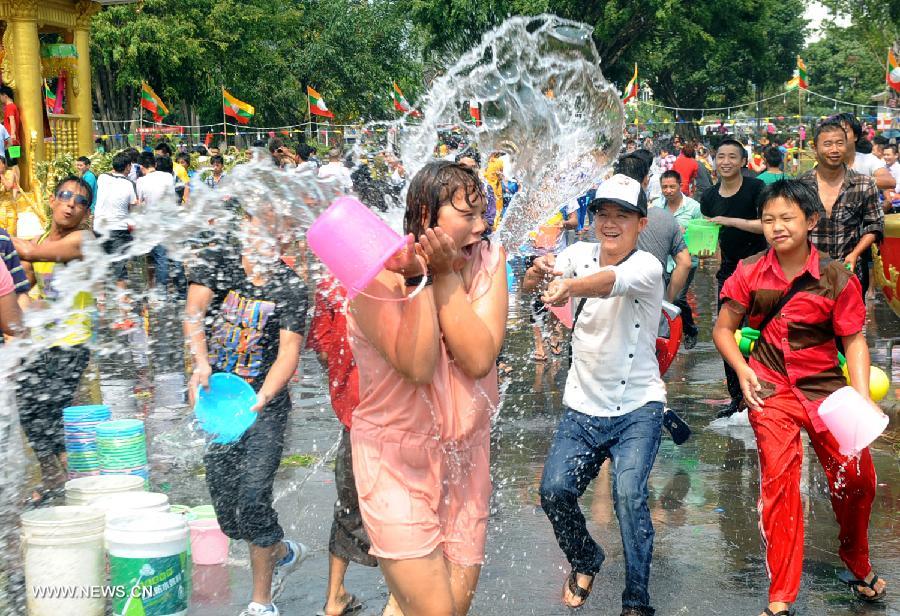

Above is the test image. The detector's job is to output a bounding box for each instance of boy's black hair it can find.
[154,142,173,156]
[76,156,91,166]
[717,138,747,159]
[154,155,174,174]
[112,151,131,173]
[813,119,847,143]
[139,151,156,168]
[124,147,140,163]
[0,85,14,100]
[884,142,899,154]
[614,154,649,183]
[210,154,225,166]
[758,179,820,219]
[54,175,93,206]
[873,135,889,147]
[660,169,682,185]
[175,152,191,166]
[763,145,783,168]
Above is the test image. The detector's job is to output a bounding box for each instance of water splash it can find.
[400,14,624,253]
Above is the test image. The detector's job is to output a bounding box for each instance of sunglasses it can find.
[56,190,90,207]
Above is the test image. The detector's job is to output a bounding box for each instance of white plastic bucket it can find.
[818,386,890,456]
[22,506,106,616]
[89,491,170,517]
[66,475,145,506]
[106,512,190,616]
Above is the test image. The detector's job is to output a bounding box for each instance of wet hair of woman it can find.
[403,160,485,239]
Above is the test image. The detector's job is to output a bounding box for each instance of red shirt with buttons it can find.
[720,244,865,432]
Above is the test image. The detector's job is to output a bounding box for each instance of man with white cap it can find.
[523,174,665,616]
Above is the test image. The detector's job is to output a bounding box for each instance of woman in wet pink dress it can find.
[348,160,508,616]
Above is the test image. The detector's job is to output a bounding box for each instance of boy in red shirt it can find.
[306,275,381,616]
[712,179,888,616]
[0,86,21,159]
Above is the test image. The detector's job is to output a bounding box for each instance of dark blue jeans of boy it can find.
[540,402,663,613]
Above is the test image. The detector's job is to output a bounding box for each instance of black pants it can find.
[100,230,133,282]
[329,428,377,567]
[205,395,289,547]
[16,345,91,459]
[716,260,742,403]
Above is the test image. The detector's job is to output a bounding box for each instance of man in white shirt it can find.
[837,113,895,191]
[317,148,353,194]
[136,155,177,300]
[94,151,137,304]
[524,174,664,616]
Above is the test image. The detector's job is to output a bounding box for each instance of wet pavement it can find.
[14,256,900,615]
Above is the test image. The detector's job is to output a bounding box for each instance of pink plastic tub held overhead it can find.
[307,196,407,299]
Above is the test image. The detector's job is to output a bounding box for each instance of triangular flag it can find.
[622,64,638,104]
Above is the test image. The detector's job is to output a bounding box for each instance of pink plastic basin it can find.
[307,196,407,299]
[818,386,889,456]
[189,519,229,565]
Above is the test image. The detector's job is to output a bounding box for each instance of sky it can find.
[804,1,851,44]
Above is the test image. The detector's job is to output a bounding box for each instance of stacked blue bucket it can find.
[63,405,112,479]
[96,419,149,485]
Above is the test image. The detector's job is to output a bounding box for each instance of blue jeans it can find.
[148,244,168,291]
[540,402,663,612]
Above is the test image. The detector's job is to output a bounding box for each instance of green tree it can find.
[90,0,423,128]
[803,25,886,108]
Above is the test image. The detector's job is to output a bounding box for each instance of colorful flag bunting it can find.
[223,89,255,124]
[308,86,335,118]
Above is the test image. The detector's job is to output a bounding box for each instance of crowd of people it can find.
[0,109,896,616]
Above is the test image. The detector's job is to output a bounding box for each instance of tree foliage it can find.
[90,0,423,126]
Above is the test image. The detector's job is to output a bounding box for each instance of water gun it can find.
[733,327,890,402]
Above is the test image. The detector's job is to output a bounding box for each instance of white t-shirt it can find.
[555,242,666,417]
[0,124,9,158]
[136,170,176,210]
[318,161,353,194]
[887,161,900,188]
[93,173,136,233]
[852,152,884,177]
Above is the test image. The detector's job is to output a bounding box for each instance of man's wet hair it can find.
[834,112,861,140]
[139,151,156,169]
[155,155,173,174]
[614,154,649,184]
[154,142,173,156]
[112,152,131,173]
[717,138,747,159]
[813,119,847,144]
[54,175,93,205]
[763,146,783,168]
[660,169,682,185]
[758,179,820,219]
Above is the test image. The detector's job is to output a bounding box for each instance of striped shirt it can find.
[720,245,865,432]
[0,229,29,294]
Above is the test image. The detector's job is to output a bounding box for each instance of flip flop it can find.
[837,570,887,603]
[319,595,363,616]
[762,609,794,616]
[562,571,593,609]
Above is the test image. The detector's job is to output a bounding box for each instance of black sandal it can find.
[763,609,794,616]
[563,571,594,609]
[838,570,887,603]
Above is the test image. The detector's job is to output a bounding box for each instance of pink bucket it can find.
[189,519,229,565]
[307,196,407,299]
[817,386,889,456]
[549,299,574,329]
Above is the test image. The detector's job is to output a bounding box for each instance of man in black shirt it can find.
[700,138,767,417]
[185,212,309,616]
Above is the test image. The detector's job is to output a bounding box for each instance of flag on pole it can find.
[43,80,56,113]
[784,76,800,91]
[223,89,255,124]
[796,56,808,89]
[390,82,421,117]
[469,100,481,126]
[140,81,169,122]
[622,64,638,104]
[307,86,335,118]
[887,48,900,93]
